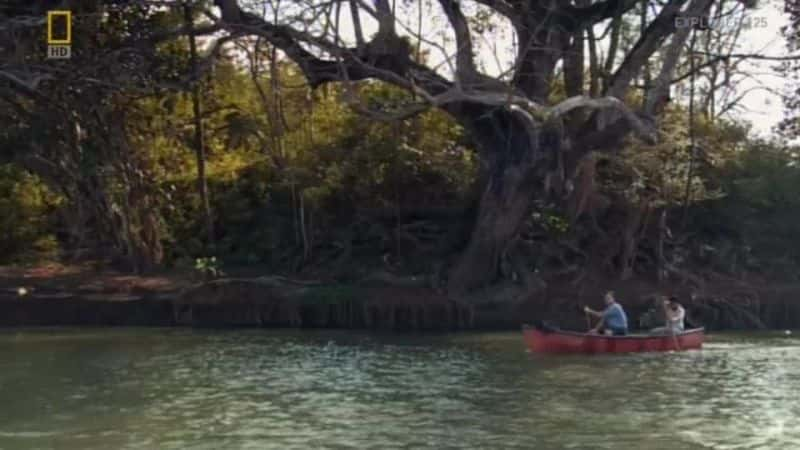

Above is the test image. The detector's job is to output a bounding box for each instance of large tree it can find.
[201,0,721,295]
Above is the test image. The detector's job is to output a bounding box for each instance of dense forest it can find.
[2,0,800,328]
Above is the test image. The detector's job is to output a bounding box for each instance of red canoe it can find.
[522,324,705,354]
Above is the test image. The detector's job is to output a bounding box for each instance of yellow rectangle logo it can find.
[47,10,71,45]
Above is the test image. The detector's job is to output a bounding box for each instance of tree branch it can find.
[563,27,585,98]
[472,0,518,22]
[437,0,478,84]
[348,0,366,47]
[373,0,396,36]
[645,0,714,115]
[691,51,800,62]
[0,69,53,98]
[606,0,685,98]
[213,0,430,91]
[550,96,656,144]
[564,0,641,29]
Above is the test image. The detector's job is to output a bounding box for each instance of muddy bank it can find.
[1,277,799,331]
[0,297,175,327]
[0,279,475,330]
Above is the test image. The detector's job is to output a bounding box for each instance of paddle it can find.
[669,328,681,351]
[583,306,599,334]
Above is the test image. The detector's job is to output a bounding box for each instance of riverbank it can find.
[2,263,799,331]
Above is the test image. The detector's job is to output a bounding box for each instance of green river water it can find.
[0,328,798,450]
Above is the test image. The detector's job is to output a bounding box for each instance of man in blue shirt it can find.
[584,291,628,335]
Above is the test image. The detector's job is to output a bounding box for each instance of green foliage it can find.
[0,165,62,263]
[2,7,797,285]
[114,61,475,267]
[696,140,800,278]
[533,209,570,237]
[194,256,224,280]
[604,101,739,208]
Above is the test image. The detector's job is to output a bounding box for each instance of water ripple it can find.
[0,329,798,450]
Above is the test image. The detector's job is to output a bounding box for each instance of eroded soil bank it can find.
[1,264,798,331]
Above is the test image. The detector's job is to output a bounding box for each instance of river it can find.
[0,328,798,450]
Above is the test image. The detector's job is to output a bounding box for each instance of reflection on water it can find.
[0,328,798,450]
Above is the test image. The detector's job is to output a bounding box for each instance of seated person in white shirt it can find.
[650,296,685,334]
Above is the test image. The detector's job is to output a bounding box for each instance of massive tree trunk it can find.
[446,108,554,295]
[447,162,539,294]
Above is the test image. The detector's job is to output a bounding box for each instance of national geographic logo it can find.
[47,10,72,59]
